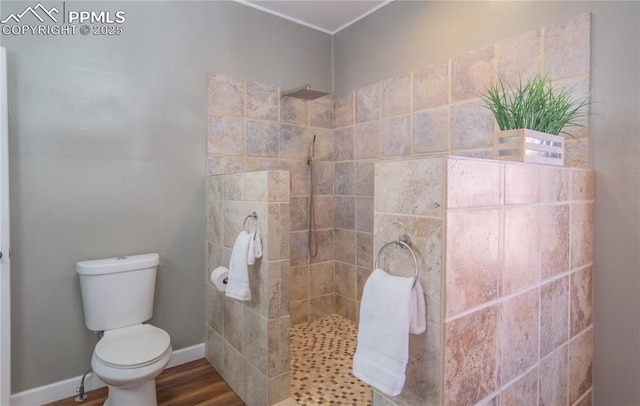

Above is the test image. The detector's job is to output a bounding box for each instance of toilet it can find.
[76,253,172,406]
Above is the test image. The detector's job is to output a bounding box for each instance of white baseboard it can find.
[10,342,205,406]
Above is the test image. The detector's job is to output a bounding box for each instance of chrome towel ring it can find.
[375,234,419,287]
[243,212,258,239]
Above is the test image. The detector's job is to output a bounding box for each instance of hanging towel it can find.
[353,269,426,396]
[247,232,263,265]
[225,231,253,301]
[409,279,427,335]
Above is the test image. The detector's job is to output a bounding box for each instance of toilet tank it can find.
[76,253,159,332]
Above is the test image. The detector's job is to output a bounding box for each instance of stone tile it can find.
[413,106,449,153]
[281,96,308,125]
[244,158,283,173]
[496,29,541,85]
[224,298,244,353]
[541,204,570,279]
[310,229,334,264]
[285,160,308,197]
[554,76,591,140]
[309,262,334,298]
[314,195,334,230]
[309,94,334,128]
[207,73,244,117]
[504,163,541,204]
[312,161,334,195]
[450,101,495,150]
[268,316,290,377]
[312,127,335,162]
[334,162,355,195]
[289,197,308,231]
[570,203,594,269]
[539,346,568,406]
[269,373,291,404]
[240,171,269,201]
[223,341,245,398]
[279,124,309,159]
[334,92,355,128]
[243,358,268,406]
[355,197,373,233]
[569,328,594,404]
[309,294,335,321]
[243,307,269,375]
[356,161,374,197]
[381,73,411,117]
[356,267,372,301]
[355,121,381,159]
[444,306,498,406]
[541,166,571,203]
[447,157,500,208]
[207,115,244,156]
[503,207,541,294]
[205,326,224,375]
[541,276,569,358]
[381,115,411,157]
[205,282,225,333]
[290,265,309,302]
[290,231,309,267]
[413,60,449,110]
[207,155,244,176]
[445,209,500,317]
[289,300,308,326]
[246,80,279,121]
[335,262,356,299]
[375,158,443,217]
[571,266,593,337]
[334,196,355,230]
[501,367,539,406]
[205,199,223,245]
[335,229,356,265]
[565,138,589,169]
[451,45,496,102]
[398,322,442,406]
[356,232,373,269]
[571,169,595,201]
[500,289,540,383]
[356,82,380,123]
[575,392,592,406]
[544,13,591,79]
[335,294,357,322]
[334,127,354,161]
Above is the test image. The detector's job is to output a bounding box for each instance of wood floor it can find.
[45,358,245,406]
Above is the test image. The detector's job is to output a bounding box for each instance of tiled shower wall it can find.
[371,156,594,406]
[331,12,591,324]
[206,75,337,326]
[204,170,291,405]
[443,158,594,406]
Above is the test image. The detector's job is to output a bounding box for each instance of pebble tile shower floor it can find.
[290,314,372,405]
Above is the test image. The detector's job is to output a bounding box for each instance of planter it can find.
[492,128,565,166]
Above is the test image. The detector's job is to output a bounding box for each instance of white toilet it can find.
[77,253,172,406]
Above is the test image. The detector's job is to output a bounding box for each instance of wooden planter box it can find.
[492,129,565,166]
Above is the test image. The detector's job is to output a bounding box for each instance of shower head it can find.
[281,85,330,100]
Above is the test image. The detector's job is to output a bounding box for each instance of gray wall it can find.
[1,1,331,392]
[334,2,640,405]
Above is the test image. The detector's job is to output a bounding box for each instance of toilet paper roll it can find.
[210,266,229,292]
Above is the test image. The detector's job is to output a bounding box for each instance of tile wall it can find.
[206,74,337,326]
[205,170,291,405]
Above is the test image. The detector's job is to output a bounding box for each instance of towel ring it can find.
[375,234,419,287]
[243,212,258,238]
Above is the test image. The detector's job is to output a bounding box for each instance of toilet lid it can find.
[95,324,171,368]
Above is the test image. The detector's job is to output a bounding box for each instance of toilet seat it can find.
[95,324,171,369]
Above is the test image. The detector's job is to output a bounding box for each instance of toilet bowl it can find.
[76,253,172,406]
[91,324,172,405]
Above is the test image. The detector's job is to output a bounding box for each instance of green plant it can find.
[480,74,589,137]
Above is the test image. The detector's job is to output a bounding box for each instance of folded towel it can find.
[247,232,263,265]
[225,231,253,301]
[353,268,426,396]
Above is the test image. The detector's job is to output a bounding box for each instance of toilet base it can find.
[104,379,157,406]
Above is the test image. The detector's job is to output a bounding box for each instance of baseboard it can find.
[10,342,205,405]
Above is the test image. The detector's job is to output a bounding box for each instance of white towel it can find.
[247,232,263,265]
[225,231,253,301]
[409,280,427,335]
[353,268,426,396]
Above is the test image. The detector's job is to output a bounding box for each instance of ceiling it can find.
[236,0,393,34]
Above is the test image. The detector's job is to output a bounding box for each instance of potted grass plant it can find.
[481,74,589,166]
